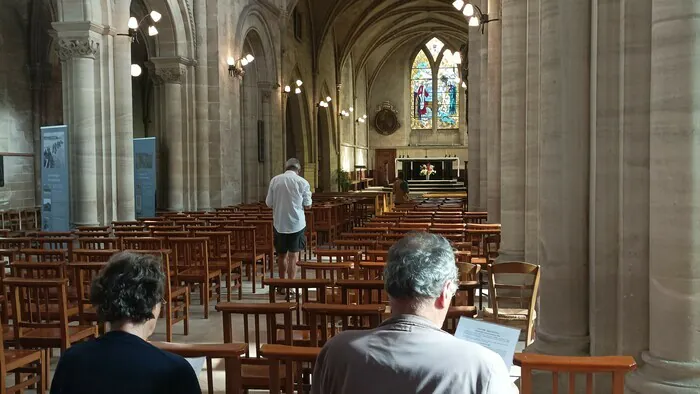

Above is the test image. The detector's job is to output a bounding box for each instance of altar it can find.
[395,157,460,181]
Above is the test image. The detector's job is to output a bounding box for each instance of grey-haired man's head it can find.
[285,158,301,173]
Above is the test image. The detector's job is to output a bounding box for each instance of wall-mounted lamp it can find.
[120,10,161,42]
[228,54,255,78]
[356,114,368,123]
[349,107,354,113]
[452,0,498,33]
[284,85,291,93]
[318,101,329,108]
[131,64,142,77]
[282,80,303,95]
[339,110,350,118]
[461,81,467,89]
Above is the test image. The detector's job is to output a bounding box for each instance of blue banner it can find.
[40,125,70,231]
[134,137,157,218]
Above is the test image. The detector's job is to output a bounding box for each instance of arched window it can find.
[410,37,461,130]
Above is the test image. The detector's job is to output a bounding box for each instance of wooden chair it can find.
[0,321,45,394]
[315,249,362,265]
[4,278,97,354]
[515,353,637,394]
[312,206,335,245]
[68,262,107,333]
[303,303,386,346]
[242,220,274,278]
[17,249,65,263]
[264,278,330,346]
[171,237,220,319]
[72,249,119,263]
[216,302,296,392]
[336,279,386,305]
[359,261,385,280]
[227,226,265,293]
[303,210,318,261]
[152,341,246,394]
[261,344,321,394]
[195,231,242,301]
[483,262,540,344]
[129,249,189,342]
[31,237,74,261]
[298,262,352,304]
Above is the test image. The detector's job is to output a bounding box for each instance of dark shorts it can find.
[274,227,307,254]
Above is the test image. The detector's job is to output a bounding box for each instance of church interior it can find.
[0,0,695,392]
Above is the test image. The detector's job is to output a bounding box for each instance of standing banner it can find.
[133,137,157,218]
[40,125,70,231]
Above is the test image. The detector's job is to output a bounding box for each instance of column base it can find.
[626,351,700,393]
[497,249,525,262]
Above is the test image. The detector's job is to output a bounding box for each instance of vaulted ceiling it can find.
[289,0,469,86]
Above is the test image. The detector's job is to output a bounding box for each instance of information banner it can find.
[133,137,157,218]
[40,125,70,231]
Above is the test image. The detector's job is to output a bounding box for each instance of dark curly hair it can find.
[90,252,165,324]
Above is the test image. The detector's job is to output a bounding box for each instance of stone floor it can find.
[33,275,522,393]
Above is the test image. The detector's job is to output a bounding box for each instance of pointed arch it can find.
[409,37,462,131]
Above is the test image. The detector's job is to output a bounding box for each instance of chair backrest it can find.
[10,261,67,280]
[72,249,119,263]
[120,237,164,250]
[336,279,386,305]
[302,303,386,346]
[32,237,74,260]
[68,262,107,321]
[225,226,258,257]
[315,249,362,264]
[489,262,540,343]
[260,344,322,394]
[5,277,71,349]
[216,302,296,360]
[515,353,637,394]
[170,237,209,274]
[18,248,66,263]
[77,237,119,250]
[73,231,112,238]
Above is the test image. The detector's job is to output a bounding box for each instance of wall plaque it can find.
[374,101,400,136]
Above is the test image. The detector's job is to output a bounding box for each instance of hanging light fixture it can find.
[453,2,498,33]
[295,87,302,94]
[463,3,474,17]
[296,80,303,87]
[227,54,254,78]
[326,96,332,102]
[148,25,158,36]
[246,54,255,63]
[150,10,162,22]
[452,0,465,10]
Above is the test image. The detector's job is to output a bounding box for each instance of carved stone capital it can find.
[57,38,99,61]
[155,65,187,84]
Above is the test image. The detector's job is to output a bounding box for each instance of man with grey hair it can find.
[312,232,517,394]
[266,158,312,289]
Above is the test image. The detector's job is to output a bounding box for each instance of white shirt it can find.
[265,170,312,233]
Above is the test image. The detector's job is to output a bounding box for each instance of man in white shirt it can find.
[265,158,312,287]
[312,233,518,394]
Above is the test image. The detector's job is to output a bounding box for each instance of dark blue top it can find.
[50,331,201,394]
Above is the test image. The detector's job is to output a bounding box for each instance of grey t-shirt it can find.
[311,314,518,394]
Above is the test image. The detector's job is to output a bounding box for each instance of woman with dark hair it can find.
[50,252,200,394]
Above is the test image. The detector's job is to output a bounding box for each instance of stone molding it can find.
[155,64,188,84]
[57,38,99,61]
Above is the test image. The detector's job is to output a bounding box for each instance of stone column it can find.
[467,0,482,212]
[154,63,187,212]
[626,1,700,392]
[479,17,489,210]
[500,0,526,261]
[528,0,591,364]
[524,0,540,265]
[194,0,210,210]
[57,38,100,226]
[114,4,135,220]
[486,0,502,223]
[259,83,274,200]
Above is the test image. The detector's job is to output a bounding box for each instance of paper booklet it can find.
[454,317,521,370]
[185,357,207,375]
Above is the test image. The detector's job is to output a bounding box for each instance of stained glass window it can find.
[409,37,462,131]
[437,53,460,129]
[410,50,433,129]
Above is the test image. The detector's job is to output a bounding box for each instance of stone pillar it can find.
[479,17,489,210]
[500,0,526,261]
[528,0,591,363]
[154,63,187,212]
[114,4,135,220]
[57,38,100,226]
[194,0,210,210]
[260,83,274,199]
[467,0,482,212]
[486,0,502,223]
[626,1,700,392]
[524,0,540,265]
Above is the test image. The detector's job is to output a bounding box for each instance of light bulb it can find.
[284,85,291,93]
[363,114,368,119]
[241,58,249,66]
[295,87,301,94]
[469,16,480,26]
[349,107,354,112]
[453,51,462,64]
[128,17,139,29]
[296,80,303,87]
[245,54,255,63]
[452,0,465,10]
[148,25,158,36]
[464,4,475,17]
[227,57,235,66]
[326,96,332,102]
[150,11,162,22]
[444,49,452,58]
[462,81,467,88]
[130,64,142,77]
